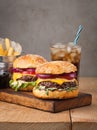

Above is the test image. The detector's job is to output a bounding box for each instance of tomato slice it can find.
[12,68,36,74]
[12,68,23,73]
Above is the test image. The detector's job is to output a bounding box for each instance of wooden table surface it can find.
[0,77,97,130]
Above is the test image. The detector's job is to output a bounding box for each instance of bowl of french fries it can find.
[0,38,22,72]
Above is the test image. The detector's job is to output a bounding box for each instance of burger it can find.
[9,54,47,91]
[33,61,78,99]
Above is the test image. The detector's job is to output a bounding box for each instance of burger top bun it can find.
[36,61,77,74]
[13,54,47,68]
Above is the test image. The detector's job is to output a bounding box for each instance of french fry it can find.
[4,50,8,56]
[8,47,14,56]
[13,51,20,56]
[0,50,5,56]
[0,43,5,56]
[0,43,3,50]
[5,38,11,51]
[0,38,22,56]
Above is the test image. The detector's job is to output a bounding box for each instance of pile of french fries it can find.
[0,38,22,56]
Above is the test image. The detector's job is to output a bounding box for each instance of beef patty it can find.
[17,75,37,82]
[38,81,77,89]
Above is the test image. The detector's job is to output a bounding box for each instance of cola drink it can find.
[50,43,81,79]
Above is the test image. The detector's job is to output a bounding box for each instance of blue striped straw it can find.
[73,25,83,45]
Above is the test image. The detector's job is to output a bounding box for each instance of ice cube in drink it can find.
[50,42,81,79]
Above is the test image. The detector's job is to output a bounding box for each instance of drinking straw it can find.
[73,25,83,45]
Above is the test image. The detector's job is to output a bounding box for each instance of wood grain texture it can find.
[71,77,97,130]
[0,101,70,130]
[0,89,92,112]
[0,77,96,130]
[0,122,70,130]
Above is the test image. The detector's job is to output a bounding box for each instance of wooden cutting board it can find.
[0,89,92,113]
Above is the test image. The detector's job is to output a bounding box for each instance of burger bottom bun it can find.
[33,88,79,99]
[19,85,34,91]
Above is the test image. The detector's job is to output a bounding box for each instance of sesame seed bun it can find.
[13,54,47,68]
[36,61,77,74]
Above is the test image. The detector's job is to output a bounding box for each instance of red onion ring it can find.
[36,72,76,80]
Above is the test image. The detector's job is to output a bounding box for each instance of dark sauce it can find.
[0,62,10,89]
[0,72,10,89]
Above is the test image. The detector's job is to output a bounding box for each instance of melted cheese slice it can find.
[13,73,22,81]
[13,73,35,81]
[36,78,76,85]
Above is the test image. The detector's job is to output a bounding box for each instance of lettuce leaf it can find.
[9,80,36,91]
[35,85,78,95]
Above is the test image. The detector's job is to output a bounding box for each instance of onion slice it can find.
[36,72,76,80]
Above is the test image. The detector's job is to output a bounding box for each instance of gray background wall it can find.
[0,0,97,76]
